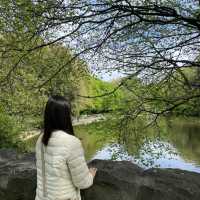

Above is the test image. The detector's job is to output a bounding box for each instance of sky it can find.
[95,70,124,82]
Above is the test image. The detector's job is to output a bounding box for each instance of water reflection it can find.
[87,117,200,173]
[165,117,200,165]
[91,140,200,173]
[26,117,200,173]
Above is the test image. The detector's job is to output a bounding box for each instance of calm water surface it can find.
[28,117,200,173]
[79,117,200,173]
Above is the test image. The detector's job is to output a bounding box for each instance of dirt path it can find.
[21,114,106,141]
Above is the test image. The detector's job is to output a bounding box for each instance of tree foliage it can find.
[77,75,126,114]
[0,0,200,130]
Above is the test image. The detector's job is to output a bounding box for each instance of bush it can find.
[0,107,24,150]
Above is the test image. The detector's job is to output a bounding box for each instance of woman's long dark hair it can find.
[42,95,74,146]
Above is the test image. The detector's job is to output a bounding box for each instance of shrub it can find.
[0,106,24,150]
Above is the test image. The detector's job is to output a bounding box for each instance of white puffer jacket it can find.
[35,130,94,200]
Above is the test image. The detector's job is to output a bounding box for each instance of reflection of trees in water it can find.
[95,139,178,168]
[116,117,200,168]
[164,117,200,165]
[135,139,178,168]
[26,117,200,168]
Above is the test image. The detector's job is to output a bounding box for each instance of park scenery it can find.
[1,1,200,200]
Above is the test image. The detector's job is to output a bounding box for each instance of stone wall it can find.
[1,149,200,200]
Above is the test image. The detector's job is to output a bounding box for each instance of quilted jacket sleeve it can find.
[67,137,94,189]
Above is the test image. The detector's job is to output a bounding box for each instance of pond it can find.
[26,116,200,173]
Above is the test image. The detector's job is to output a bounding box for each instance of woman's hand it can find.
[89,167,97,177]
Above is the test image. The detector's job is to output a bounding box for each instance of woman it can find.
[35,95,97,200]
